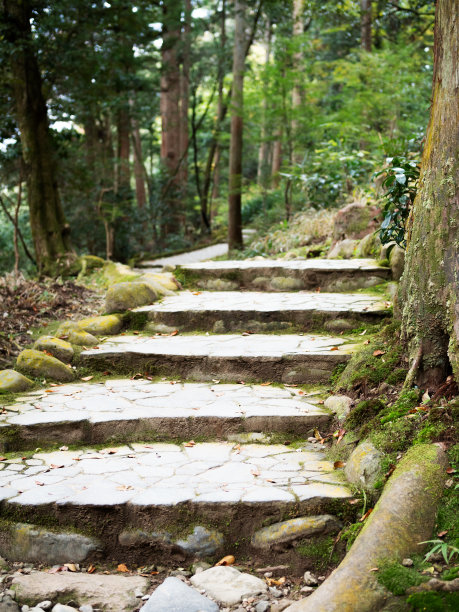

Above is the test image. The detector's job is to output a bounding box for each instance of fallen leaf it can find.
[359,330,367,336]
[116,485,134,491]
[87,564,96,574]
[363,339,370,345]
[437,530,448,538]
[212,379,221,384]
[330,347,339,351]
[373,350,385,357]
[170,330,179,336]
[184,440,196,447]
[251,469,261,477]
[59,445,69,451]
[260,382,272,386]
[369,568,379,572]
[267,576,286,586]
[385,464,396,478]
[45,389,55,393]
[333,461,345,469]
[348,498,361,505]
[446,467,456,474]
[81,376,93,381]
[192,291,201,295]
[216,555,235,566]
[0,457,7,461]
[50,464,64,469]
[117,563,129,572]
[35,481,44,486]
[64,563,78,572]
[360,508,373,522]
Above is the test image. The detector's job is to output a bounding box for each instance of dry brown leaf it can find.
[81,375,93,381]
[50,464,64,469]
[330,347,339,351]
[333,461,345,469]
[170,330,179,336]
[363,339,370,345]
[266,576,286,586]
[369,567,379,572]
[216,555,235,566]
[192,291,202,295]
[184,440,196,447]
[360,508,373,522]
[117,563,129,572]
[0,457,7,461]
[87,564,96,574]
[437,530,448,538]
[260,382,272,386]
[446,467,456,474]
[251,468,261,477]
[35,481,44,486]
[373,350,385,357]
[64,563,78,572]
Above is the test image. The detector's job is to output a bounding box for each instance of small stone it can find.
[300,586,315,594]
[0,593,19,612]
[33,337,74,363]
[251,516,341,549]
[345,441,383,490]
[255,602,270,612]
[268,587,282,598]
[0,369,34,393]
[303,571,318,586]
[175,526,224,558]
[22,606,30,612]
[51,605,78,612]
[270,602,294,612]
[327,239,359,259]
[170,569,191,578]
[324,395,353,420]
[190,566,268,606]
[105,281,158,313]
[389,245,405,280]
[79,607,93,612]
[191,562,212,575]
[140,577,218,611]
[402,558,414,567]
[63,329,99,347]
[16,349,75,382]
[76,315,123,336]
[36,603,53,611]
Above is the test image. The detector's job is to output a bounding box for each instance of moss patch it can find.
[295,535,341,571]
[407,591,459,611]
[377,561,426,596]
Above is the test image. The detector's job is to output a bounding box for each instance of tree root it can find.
[403,343,423,390]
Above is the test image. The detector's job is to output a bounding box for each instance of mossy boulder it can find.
[0,369,34,393]
[344,441,383,490]
[327,239,359,259]
[105,281,158,313]
[271,277,304,291]
[139,273,176,296]
[102,261,140,285]
[55,323,99,347]
[77,315,123,336]
[142,272,180,292]
[33,336,74,363]
[16,349,75,382]
[355,232,382,258]
[333,203,382,242]
[390,246,405,280]
[324,395,353,420]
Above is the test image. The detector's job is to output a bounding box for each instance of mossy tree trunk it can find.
[400,0,459,388]
[3,0,74,276]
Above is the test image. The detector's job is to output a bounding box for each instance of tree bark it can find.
[361,0,372,51]
[399,0,459,389]
[228,0,247,251]
[291,0,305,163]
[271,129,283,187]
[257,19,272,188]
[3,0,74,276]
[116,105,131,199]
[178,0,191,190]
[160,1,182,234]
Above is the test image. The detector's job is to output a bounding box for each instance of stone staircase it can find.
[0,257,391,577]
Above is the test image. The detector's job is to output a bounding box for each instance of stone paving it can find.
[140,243,228,268]
[0,380,332,449]
[0,441,350,507]
[181,258,387,272]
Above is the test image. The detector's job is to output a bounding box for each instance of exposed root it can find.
[403,343,423,391]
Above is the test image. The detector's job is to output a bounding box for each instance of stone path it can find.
[139,243,228,269]
[0,250,393,611]
[1,380,331,450]
[179,257,391,292]
[80,334,356,383]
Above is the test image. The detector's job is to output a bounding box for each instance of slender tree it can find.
[2,0,74,276]
[400,0,459,388]
[361,0,372,51]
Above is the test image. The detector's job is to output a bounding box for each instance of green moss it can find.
[346,399,386,429]
[340,522,363,551]
[295,535,341,571]
[377,561,425,596]
[407,591,459,611]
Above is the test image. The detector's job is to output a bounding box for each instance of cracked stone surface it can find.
[136,290,389,315]
[181,258,387,272]
[0,441,351,507]
[139,243,228,268]
[1,380,332,447]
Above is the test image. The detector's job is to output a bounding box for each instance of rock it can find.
[332,203,381,242]
[355,232,382,258]
[199,279,239,291]
[16,350,74,382]
[324,319,356,333]
[300,587,315,594]
[344,441,383,489]
[64,329,99,347]
[402,558,413,567]
[143,272,180,293]
[0,593,19,612]
[140,577,218,612]
[33,337,74,363]
[190,566,268,606]
[144,323,178,335]
[389,245,405,280]
[255,602,271,612]
[191,561,212,574]
[0,370,34,394]
[212,320,226,333]
[271,602,294,612]
[51,606,78,612]
[324,395,353,420]
[270,277,303,291]
[77,255,105,272]
[303,572,318,586]
[0,524,100,564]
[79,606,93,612]
[327,239,359,259]
[35,603,52,611]
[269,587,283,598]
[76,315,123,336]
[102,262,139,285]
[285,444,447,612]
[105,282,158,313]
[251,516,341,549]
[326,276,383,292]
[175,526,224,557]
[139,273,177,296]
[12,573,148,612]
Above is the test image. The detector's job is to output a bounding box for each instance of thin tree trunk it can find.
[131,112,147,209]
[399,0,459,389]
[116,105,131,198]
[179,0,191,190]
[271,130,283,187]
[361,0,372,51]
[228,0,247,251]
[257,19,272,188]
[3,0,74,276]
[291,0,305,163]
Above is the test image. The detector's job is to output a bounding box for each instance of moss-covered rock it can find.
[327,239,359,259]
[355,232,382,258]
[251,515,341,550]
[139,273,176,296]
[390,246,405,280]
[0,369,34,393]
[143,272,180,292]
[105,281,158,313]
[55,323,99,347]
[344,441,383,490]
[77,315,123,336]
[16,349,75,382]
[333,203,382,242]
[324,395,353,420]
[271,277,304,291]
[102,261,140,285]
[33,336,74,363]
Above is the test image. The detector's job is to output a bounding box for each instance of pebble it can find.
[402,558,414,567]
[135,588,144,598]
[300,586,315,594]
[51,605,78,612]
[255,602,270,612]
[303,571,318,586]
[36,603,52,611]
[79,606,93,612]
[268,587,282,598]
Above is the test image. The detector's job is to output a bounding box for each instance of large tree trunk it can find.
[178,0,191,191]
[291,0,305,163]
[228,0,246,251]
[160,1,182,235]
[399,0,459,389]
[3,0,74,276]
[361,0,372,51]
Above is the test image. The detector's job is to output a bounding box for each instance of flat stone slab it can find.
[139,243,228,268]
[141,576,219,612]
[135,291,390,332]
[179,258,391,292]
[80,334,358,384]
[0,380,332,450]
[0,441,351,562]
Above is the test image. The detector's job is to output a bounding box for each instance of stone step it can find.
[0,441,352,566]
[0,380,331,452]
[80,334,357,384]
[135,290,390,333]
[179,258,391,292]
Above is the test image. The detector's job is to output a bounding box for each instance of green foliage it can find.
[296,535,340,571]
[377,561,425,596]
[420,540,459,564]
[340,522,363,551]
[375,156,420,249]
[407,591,459,611]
